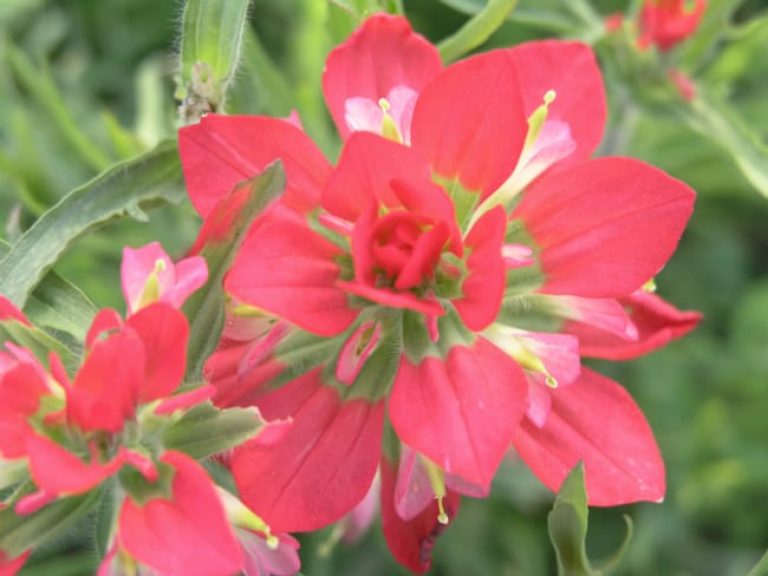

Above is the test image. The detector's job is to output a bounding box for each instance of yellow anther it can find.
[136,259,167,309]
[378,97,402,143]
[422,457,450,525]
[525,89,557,149]
[642,278,657,293]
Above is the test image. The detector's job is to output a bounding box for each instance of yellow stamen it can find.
[525,89,557,149]
[137,259,166,309]
[422,457,450,525]
[379,98,402,143]
[642,278,657,293]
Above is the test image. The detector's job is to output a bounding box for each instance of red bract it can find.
[180,13,697,570]
[639,0,707,51]
[118,451,244,576]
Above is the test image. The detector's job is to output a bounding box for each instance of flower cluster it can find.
[179,14,700,573]
[0,244,299,576]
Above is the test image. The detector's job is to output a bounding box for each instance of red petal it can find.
[569,291,701,360]
[390,338,527,489]
[411,50,527,199]
[0,550,30,576]
[0,296,30,325]
[380,457,460,574]
[513,368,666,505]
[322,14,441,141]
[126,303,188,402]
[225,216,358,337]
[337,280,444,317]
[454,207,506,331]
[322,132,432,222]
[512,157,695,297]
[178,114,331,217]
[230,369,384,532]
[68,328,144,433]
[506,41,606,163]
[25,434,125,495]
[119,451,244,576]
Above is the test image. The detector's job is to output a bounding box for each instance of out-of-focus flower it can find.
[639,0,707,51]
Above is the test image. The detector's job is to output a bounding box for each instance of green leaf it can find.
[7,45,112,172]
[438,0,518,63]
[0,314,79,369]
[184,161,286,379]
[0,140,184,308]
[163,401,265,460]
[0,238,97,340]
[0,491,99,558]
[437,0,602,40]
[547,463,633,576]
[748,549,768,576]
[178,0,253,118]
[679,89,768,198]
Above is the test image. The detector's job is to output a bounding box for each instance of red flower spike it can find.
[225,217,358,337]
[453,206,507,331]
[121,242,207,315]
[513,157,695,298]
[569,290,701,360]
[230,369,384,532]
[125,303,188,402]
[505,41,606,165]
[513,368,666,505]
[119,451,244,576]
[178,115,331,217]
[411,50,527,199]
[380,457,460,574]
[322,13,441,142]
[67,327,145,433]
[639,0,707,51]
[390,338,527,489]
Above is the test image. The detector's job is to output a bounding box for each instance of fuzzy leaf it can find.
[178,0,252,115]
[0,141,184,308]
[163,401,265,460]
[0,491,99,557]
[184,161,285,379]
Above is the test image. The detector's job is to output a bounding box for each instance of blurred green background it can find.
[1,0,767,574]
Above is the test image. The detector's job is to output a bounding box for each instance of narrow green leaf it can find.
[0,141,184,308]
[547,463,633,576]
[748,549,768,576]
[438,0,518,63]
[0,315,79,369]
[548,463,593,576]
[184,161,285,379]
[178,0,253,119]
[7,45,112,172]
[0,491,99,557]
[163,402,264,460]
[680,90,768,198]
[0,238,97,340]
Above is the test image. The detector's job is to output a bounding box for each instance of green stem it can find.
[437,0,518,63]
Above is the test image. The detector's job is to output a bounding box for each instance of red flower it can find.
[639,0,707,51]
[180,13,697,569]
[0,550,29,576]
[117,451,244,576]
